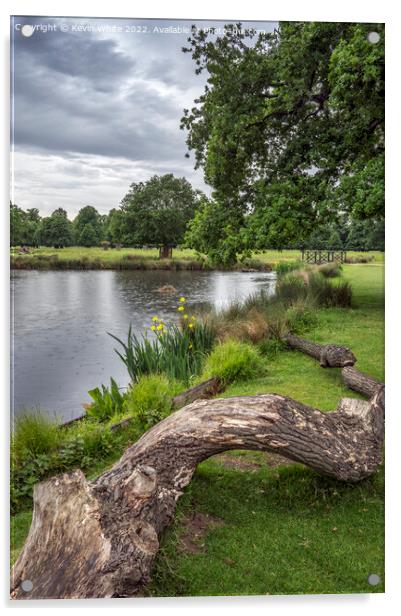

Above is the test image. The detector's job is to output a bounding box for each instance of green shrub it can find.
[123,374,182,430]
[11,412,61,461]
[201,340,266,385]
[86,377,125,422]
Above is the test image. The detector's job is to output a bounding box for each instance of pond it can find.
[11,269,276,422]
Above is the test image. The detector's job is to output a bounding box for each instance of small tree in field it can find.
[119,174,203,258]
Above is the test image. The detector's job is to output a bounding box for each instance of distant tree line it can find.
[10,196,384,253]
[10,174,204,256]
[305,219,384,252]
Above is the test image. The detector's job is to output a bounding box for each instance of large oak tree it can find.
[181,22,384,263]
[118,174,204,257]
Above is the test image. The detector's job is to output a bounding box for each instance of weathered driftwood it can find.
[341,366,383,397]
[282,333,356,367]
[11,387,384,600]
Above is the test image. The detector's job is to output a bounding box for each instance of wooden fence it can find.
[301,250,347,265]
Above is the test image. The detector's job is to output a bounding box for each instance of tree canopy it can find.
[117,174,204,256]
[181,21,384,263]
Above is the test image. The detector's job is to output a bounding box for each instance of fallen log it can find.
[341,366,383,397]
[171,377,223,409]
[11,387,384,600]
[282,333,357,367]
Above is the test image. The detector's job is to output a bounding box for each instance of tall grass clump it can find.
[275,273,309,305]
[317,262,342,278]
[201,340,266,385]
[11,412,61,461]
[308,273,352,307]
[276,271,352,308]
[109,321,215,385]
[123,374,182,430]
[275,260,304,277]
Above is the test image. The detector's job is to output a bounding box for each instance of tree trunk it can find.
[11,388,384,600]
[282,333,356,367]
[159,245,173,259]
[341,366,383,397]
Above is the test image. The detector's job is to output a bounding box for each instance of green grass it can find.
[149,262,384,596]
[10,263,384,595]
[10,246,384,270]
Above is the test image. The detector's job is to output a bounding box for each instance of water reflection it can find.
[11,269,276,421]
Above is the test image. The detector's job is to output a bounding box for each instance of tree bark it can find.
[341,366,383,397]
[159,245,173,259]
[11,388,384,600]
[171,377,223,409]
[282,333,356,367]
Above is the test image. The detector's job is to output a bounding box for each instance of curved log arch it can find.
[11,388,384,600]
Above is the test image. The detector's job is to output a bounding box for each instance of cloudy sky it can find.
[11,16,276,218]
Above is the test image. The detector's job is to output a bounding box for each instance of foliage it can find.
[275,273,309,305]
[201,340,265,385]
[116,174,204,255]
[275,260,304,277]
[110,311,215,385]
[10,413,142,514]
[123,374,181,430]
[184,197,248,267]
[73,206,104,245]
[78,223,99,247]
[276,270,352,308]
[308,273,353,307]
[11,412,61,462]
[40,208,73,248]
[86,378,126,422]
[181,22,384,261]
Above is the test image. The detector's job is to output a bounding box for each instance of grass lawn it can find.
[10,246,384,269]
[10,263,384,596]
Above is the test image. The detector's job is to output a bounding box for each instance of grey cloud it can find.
[11,16,276,215]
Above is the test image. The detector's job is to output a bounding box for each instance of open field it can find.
[10,246,384,270]
[10,263,384,595]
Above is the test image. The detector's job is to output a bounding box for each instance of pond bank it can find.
[11,251,272,272]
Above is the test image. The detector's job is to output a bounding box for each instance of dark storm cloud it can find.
[15,24,134,89]
[11,16,276,214]
[12,16,201,164]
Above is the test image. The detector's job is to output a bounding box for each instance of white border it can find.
[2,1,400,614]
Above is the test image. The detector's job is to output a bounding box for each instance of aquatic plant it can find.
[85,377,126,422]
[109,307,215,385]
